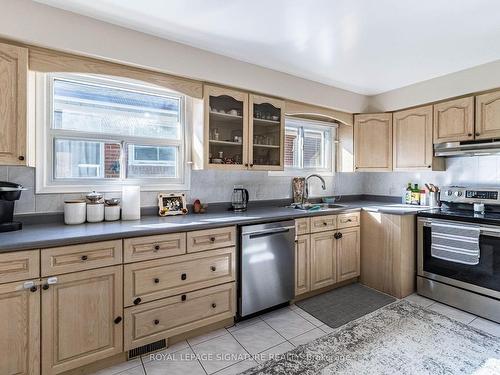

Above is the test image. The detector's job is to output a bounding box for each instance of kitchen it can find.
[0,1,499,375]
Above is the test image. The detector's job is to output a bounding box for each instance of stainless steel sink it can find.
[287,203,346,211]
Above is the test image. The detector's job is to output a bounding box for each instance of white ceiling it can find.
[34,0,500,95]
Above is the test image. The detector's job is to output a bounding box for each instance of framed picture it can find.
[158,193,188,216]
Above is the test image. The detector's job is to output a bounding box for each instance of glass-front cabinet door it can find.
[249,95,285,170]
[204,85,249,169]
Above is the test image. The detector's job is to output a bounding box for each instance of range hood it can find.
[435,140,500,157]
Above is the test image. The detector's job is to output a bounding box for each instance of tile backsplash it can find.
[5,156,493,215]
[2,166,364,214]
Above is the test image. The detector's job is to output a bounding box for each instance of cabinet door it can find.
[0,42,28,165]
[476,90,500,140]
[354,113,392,171]
[393,105,442,171]
[0,280,40,375]
[337,227,360,282]
[204,85,249,170]
[295,235,310,296]
[433,97,474,143]
[310,231,336,290]
[249,94,284,170]
[41,266,123,375]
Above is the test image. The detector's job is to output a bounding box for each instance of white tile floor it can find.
[93,294,500,375]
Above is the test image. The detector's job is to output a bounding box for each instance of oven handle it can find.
[422,219,500,237]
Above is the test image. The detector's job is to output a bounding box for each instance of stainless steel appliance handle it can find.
[242,226,295,237]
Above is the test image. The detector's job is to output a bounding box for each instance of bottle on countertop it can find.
[404,183,413,204]
[410,184,421,205]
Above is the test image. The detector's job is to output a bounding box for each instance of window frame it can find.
[35,72,191,193]
[270,117,337,177]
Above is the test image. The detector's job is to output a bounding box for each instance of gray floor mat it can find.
[295,283,396,328]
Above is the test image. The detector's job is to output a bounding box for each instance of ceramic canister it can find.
[64,200,86,225]
[86,203,105,223]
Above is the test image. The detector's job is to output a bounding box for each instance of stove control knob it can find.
[454,191,463,197]
[446,190,453,196]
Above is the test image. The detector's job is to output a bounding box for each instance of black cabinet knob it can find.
[210,237,216,242]
[210,266,216,271]
[181,273,187,280]
[338,233,343,239]
[154,244,160,251]
[42,284,49,290]
[476,132,480,136]
[211,303,217,308]
[30,286,38,292]
[133,297,142,305]
[323,222,328,226]
[181,294,187,301]
[244,163,249,167]
[154,319,160,325]
[18,155,25,161]
[154,278,160,284]
[81,255,88,261]
[468,133,473,136]
[250,164,254,167]
[114,316,122,324]
[346,219,352,222]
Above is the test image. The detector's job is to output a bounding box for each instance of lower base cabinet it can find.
[336,227,361,282]
[42,266,123,375]
[124,282,236,350]
[295,235,311,295]
[0,281,40,375]
[310,231,337,290]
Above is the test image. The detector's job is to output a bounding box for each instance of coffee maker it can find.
[0,181,26,232]
[231,186,249,212]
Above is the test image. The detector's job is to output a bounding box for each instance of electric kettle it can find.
[231,186,249,212]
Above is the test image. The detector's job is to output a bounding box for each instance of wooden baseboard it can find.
[292,277,358,303]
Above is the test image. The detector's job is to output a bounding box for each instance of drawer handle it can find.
[210,237,216,242]
[30,286,38,292]
[210,266,216,272]
[153,244,160,251]
[133,297,142,305]
[154,319,160,325]
[211,303,217,308]
[181,294,186,301]
[81,255,88,261]
[114,316,122,324]
[181,273,187,281]
[154,278,160,284]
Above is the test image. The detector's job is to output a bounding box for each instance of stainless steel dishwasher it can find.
[240,220,295,317]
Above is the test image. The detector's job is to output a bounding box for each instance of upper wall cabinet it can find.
[204,85,249,170]
[433,96,474,144]
[249,94,284,170]
[475,90,500,140]
[354,113,392,171]
[393,105,444,171]
[0,42,31,166]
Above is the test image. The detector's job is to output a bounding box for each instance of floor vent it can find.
[128,339,167,359]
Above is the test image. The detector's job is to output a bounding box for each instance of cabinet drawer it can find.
[41,240,122,276]
[295,218,310,235]
[124,282,235,350]
[0,250,39,284]
[310,215,337,233]
[337,212,360,229]
[124,247,236,306]
[187,226,236,253]
[124,233,186,263]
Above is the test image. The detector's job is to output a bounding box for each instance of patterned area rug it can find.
[242,300,500,375]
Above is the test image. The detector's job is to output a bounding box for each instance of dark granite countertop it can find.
[0,200,432,252]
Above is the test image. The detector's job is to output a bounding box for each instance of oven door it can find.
[418,217,500,299]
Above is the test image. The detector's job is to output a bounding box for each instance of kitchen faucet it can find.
[303,174,326,204]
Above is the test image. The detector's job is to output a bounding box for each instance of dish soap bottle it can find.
[404,183,412,204]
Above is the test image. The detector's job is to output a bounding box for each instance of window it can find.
[36,73,189,193]
[283,117,335,174]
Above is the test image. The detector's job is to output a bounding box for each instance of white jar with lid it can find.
[87,203,104,222]
[64,200,86,225]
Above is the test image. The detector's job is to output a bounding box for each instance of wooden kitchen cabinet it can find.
[336,226,360,282]
[0,280,40,375]
[0,42,31,166]
[354,113,392,171]
[248,94,285,170]
[393,105,444,171]
[433,96,474,143]
[310,231,337,290]
[295,235,311,296]
[360,211,416,298]
[203,85,249,170]
[475,90,500,140]
[41,266,123,375]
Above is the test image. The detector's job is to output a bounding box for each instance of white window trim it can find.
[35,72,192,194]
[269,117,337,177]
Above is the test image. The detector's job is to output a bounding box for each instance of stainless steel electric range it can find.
[417,186,500,323]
